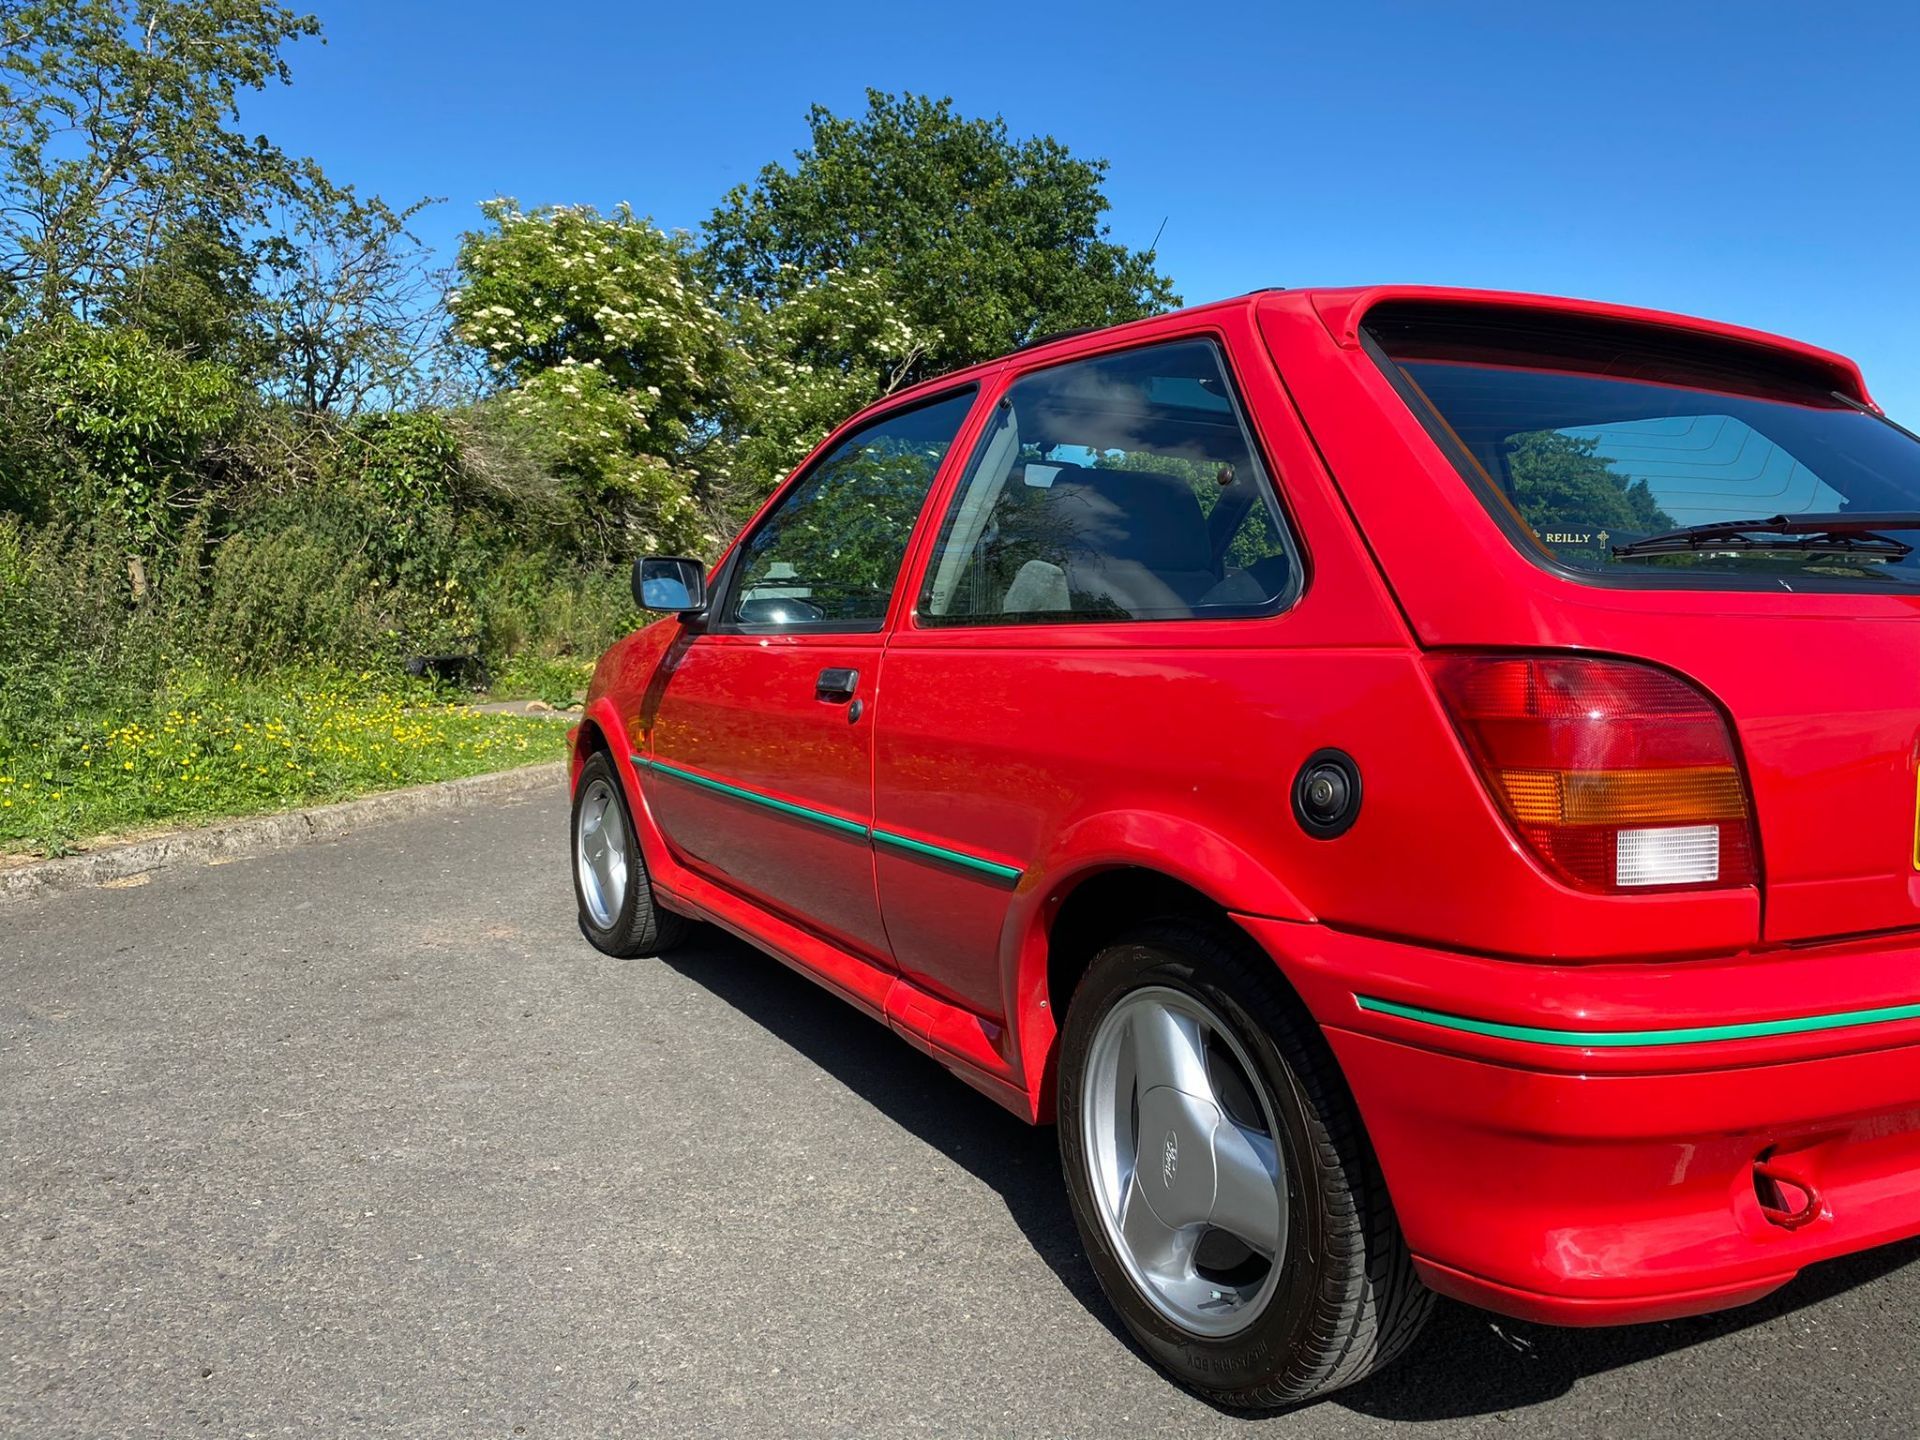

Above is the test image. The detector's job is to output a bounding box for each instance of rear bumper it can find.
[1238,916,1920,1326]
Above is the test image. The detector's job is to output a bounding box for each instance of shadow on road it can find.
[1337,1235,1920,1422]
[656,930,1920,1424]
[656,932,1130,1346]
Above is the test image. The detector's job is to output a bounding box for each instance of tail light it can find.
[1427,653,1758,893]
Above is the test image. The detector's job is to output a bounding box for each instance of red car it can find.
[568,286,1920,1408]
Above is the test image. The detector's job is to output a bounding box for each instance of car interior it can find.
[923,343,1298,622]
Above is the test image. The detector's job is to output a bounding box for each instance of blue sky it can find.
[245,0,1920,416]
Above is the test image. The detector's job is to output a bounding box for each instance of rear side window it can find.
[918,338,1300,624]
[724,388,977,631]
[1369,306,1920,591]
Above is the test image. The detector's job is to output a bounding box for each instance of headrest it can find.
[1018,461,1211,573]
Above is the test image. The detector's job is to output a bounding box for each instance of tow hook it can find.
[1754,1151,1823,1231]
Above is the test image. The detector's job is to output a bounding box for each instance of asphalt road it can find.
[4,789,1919,1438]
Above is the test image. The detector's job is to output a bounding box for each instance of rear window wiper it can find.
[1610,512,1920,561]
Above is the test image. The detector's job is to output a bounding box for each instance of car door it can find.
[641,386,981,962]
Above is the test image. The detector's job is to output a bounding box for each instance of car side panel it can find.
[871,308,1411,1041]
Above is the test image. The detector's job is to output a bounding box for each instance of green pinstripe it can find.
[634,756,868,839]
[870,828,1023,884]
[1355,993,1920,1048]
[634,755,1022,884]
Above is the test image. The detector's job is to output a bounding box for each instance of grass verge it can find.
[0,667,567,858]
[486,653,596,707]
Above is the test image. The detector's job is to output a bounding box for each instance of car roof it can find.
[867,284,1873,415]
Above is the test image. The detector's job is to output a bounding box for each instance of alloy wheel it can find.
[1079,985,1289,1337]
[575,776,628,929]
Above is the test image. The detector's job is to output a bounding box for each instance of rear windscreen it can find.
[1367,306,1920,591]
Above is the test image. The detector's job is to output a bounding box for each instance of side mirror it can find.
[633,555,708,615]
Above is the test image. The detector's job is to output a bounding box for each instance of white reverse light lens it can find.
[1616,825,1720,887]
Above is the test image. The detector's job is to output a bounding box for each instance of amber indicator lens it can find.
[1428,654,1757,892]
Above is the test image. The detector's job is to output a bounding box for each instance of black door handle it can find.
[816,667,860,703]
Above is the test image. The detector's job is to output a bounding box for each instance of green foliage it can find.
[331,409,475,608]
[0,0,323,319]
[342,409,464,514]
[723,267,944,504]
[489,653,595,708]
[705,90,1178,377]
[450,200,733,552]
[0,664,563,855]
[481,359,711,554]
[0,1,442,416]
[443,98,1175,543]
[0,513,164,742]
[103,214,266,368]
[471,549,633,664]
[1506,429,1674,556]
[0,510,620,856]
[8,320,239,541]
[189,509,390,668]
[451,200,729,406]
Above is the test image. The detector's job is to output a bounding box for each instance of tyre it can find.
[1056,919,1431,1409]
[571,750,692,957]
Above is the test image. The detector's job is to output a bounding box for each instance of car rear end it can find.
[1253,287,1920,1323]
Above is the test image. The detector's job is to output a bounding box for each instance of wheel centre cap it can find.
[1135,1084,1219,1224]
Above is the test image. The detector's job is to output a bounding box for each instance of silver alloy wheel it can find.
[575,777,629,929]
[1080,985,1289,1338]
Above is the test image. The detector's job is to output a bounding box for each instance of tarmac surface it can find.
[5,786,1917,1436]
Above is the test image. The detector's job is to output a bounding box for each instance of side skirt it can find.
[653,863,1035,1121]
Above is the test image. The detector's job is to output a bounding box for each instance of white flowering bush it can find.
[450,201,731,553]
[450,202,945,546]
[725,267,942,503]
[493,359,705,553]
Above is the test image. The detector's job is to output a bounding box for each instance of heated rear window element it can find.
[1368,307,1920,591]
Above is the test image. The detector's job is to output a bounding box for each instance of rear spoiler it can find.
[1296,286,1876,411]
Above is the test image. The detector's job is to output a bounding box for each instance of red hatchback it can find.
[568,287,1920,1408]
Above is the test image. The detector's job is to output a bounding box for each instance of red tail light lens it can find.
[1427,654,1758,893]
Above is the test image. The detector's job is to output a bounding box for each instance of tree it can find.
[722,266,942,505]
[448,201,736,555]
[3,317,238,542]
[0,0,322,320]
[1505,429,1672,557]
[257,185,447,418]
[704,90,1177,379]
[101,211,264,368]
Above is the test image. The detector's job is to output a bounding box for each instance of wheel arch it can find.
[568,714,610,790]
[571,695,632,790]
[1004,810,1319,1122]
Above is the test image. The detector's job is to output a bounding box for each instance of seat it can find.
[997,462,1217,618]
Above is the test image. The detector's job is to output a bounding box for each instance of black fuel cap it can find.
[1293,749,1362,838]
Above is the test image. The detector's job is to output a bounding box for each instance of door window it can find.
[918,339,1301,624]
[724,389,978,631]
